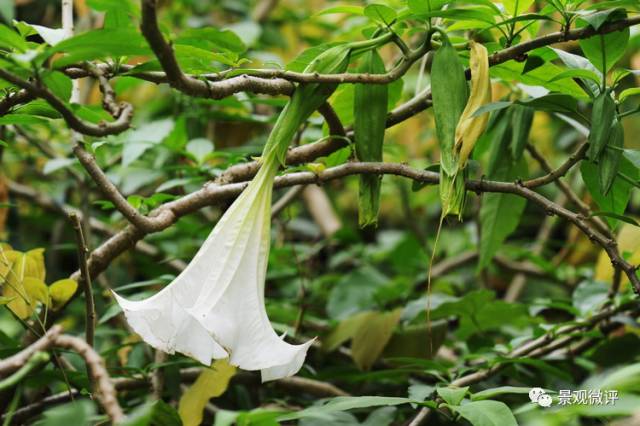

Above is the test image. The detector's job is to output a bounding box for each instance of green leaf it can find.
[0,24,27,52]
[436,386,468,406]
[34,401,95,426]
[317,5,365,16]
[326,266,389,320]
[122,119,174,167]
[354,49,387,227]
[573,280,608,317]
[502,0,535,16]
[176,27,246,54]
[510,105,534,160]
[122,400,182,426]
[579,12,630,74]
[591,211,640,227]
[599,119,624,194]
[277,397,412,422]
[480,121,527,270]
[185,138,214,164]
[449,400,518,426]
[364,4,397,25]
[415,7,497,24]
[548,68,602,85]
[619,87,640,102]
[43,158,76,175]
[47,28,151,67]
[587,92,617,160]
[471,386,534,401]
[408,0,448,14]
[580,157,637,227]
[41,71,72,101]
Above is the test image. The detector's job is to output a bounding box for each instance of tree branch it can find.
[69,213,96,348]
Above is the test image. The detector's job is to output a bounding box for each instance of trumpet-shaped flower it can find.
[114,44,352,382]
[113,157,312,381]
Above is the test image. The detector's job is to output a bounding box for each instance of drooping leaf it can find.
[587,91,617,160]
[354,49,387,227]
[178,359,236,426]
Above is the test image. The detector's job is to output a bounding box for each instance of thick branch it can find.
[75,162,640,297]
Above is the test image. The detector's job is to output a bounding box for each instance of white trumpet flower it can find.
[114,157,313,381]
[114,44,352,382]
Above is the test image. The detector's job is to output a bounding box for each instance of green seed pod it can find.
[354,49,388,227]
[587,91,617,161]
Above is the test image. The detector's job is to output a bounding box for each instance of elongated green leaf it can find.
[278,397,412,421]
[510,105,534,160]
[354,49,387,227]
[599,119,624,194]
[471,386,535,401]
[587,92,617,160]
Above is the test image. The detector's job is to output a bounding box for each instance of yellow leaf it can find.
[24,277,49,305]
[454,41,491,168]
[49,279,78,310]
[595,223,640,288]
[179,359,236,426]
[350,309,402,370]
[323,311,375,352]
[25,248,46,281]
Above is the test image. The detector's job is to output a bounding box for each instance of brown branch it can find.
[525,142,612,237]
[73,162,640,299]
[68,213,96,347]
[0,90,34,116]
[72,143,175,232]
[523,141,589,188]
[0,326,62,377]
[0,68,133,137]
[139,0,430,96]
[7,180,187,272]
[54,335,125,423]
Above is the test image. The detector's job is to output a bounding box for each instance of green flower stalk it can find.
[113,45,351,382]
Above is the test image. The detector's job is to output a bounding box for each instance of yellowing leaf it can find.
[455,41,491,168]
[351,309,402,370]
[25,248,46,281]
[49,279,78,310]
[595,223,640,288]
[24,277,49,305]
[178,359,236,426]
[323,309,402,371]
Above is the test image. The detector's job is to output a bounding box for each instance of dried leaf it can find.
[455,41,491,168]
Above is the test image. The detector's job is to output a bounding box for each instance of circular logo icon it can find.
[538,394,553,407]
[529,387,545,403]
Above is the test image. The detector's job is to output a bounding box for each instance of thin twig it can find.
[68,213,96,347]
